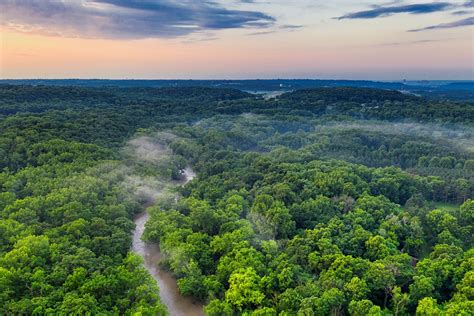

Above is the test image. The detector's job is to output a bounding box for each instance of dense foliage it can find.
[144,125,473,315]
[0,134,168,313]
[0,84,472,314]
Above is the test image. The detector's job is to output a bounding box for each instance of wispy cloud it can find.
[464,0,474,7]
[0,0,275,39]
[371,39,440,46]
[336,2,453,20]
[452,10,473,15]
[246,30,276,36]
[279,24,303,29]
[181,35,219,44]
[245,23,304,36]
[453,0,473,14]
[409,16,474,31]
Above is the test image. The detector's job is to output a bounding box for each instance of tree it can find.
[205,299,233,316]
[298,288,346,315]
[391,286,409,316]
[348,299,382,316]
[177,260,207,301]
[415,297,441,315]
[225,268,265,311]
[345,277,370,301]
[365,261,396,308]
[365,236,395,261]
[290,195,338,229]
[249,195,295,239]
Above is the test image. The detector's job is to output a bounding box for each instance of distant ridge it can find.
[0,78,409,90]
[1,79,472,101]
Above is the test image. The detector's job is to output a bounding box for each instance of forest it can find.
[0,84,472,315]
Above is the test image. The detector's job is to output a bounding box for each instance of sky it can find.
[0,0,473,80]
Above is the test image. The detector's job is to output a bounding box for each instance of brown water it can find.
[131,167,204,316]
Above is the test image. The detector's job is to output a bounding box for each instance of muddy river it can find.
[131,167,204,316]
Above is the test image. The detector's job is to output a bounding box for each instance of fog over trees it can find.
[0,84,472,315]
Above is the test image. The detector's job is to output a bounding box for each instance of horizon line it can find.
[1,78,473,82]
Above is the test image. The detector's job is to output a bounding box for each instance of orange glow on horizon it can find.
[1,25,473,80]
